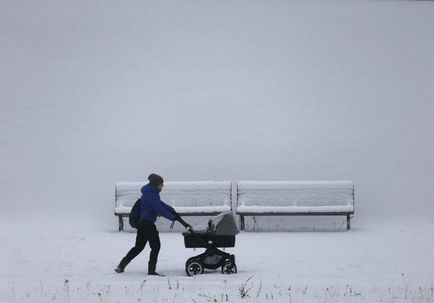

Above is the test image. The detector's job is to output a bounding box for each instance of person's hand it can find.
[171,210,181,220]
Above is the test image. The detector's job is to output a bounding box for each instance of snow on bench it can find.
[114,181,232,231]
[236,181,355,230]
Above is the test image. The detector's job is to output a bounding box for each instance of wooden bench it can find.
[114,181,232,231]
[236,181,355,231]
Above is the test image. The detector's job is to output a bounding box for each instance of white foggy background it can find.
[1,0,434,229]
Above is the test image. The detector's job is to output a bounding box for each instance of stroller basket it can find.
[183,233,235,248]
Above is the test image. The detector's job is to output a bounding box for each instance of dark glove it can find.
[174,212,181,220]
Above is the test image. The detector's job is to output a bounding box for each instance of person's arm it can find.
[161,201,181,219]
[148,193,176,221]
[161,201,176,214]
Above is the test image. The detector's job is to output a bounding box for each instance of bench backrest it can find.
[237,181,354,207]
[115,181,232,209]
[115,182,143,208]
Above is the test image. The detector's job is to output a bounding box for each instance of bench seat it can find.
[115,205,231,216]
[236,205,354,215]
[114,206,133,215]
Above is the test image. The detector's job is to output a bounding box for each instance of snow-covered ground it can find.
[1,210,433,303]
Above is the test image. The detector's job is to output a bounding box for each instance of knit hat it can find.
[148,173,164,188]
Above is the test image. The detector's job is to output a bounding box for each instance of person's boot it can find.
[148,261,164,276]
[114,257,129,273]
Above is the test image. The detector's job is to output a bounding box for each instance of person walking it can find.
[115,173,179,276]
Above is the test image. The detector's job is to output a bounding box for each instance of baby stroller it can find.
[177,211,239,276]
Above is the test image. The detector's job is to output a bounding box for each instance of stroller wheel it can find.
[186,260,204,276]
[221,259,237,274]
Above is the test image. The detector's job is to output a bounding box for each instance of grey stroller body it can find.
[177,211,239,276]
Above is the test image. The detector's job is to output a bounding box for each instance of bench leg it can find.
[119,216,124,232]
[346,214,351,231]
[240,215,245,231]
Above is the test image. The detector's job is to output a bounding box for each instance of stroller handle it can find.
[177,217,192,229]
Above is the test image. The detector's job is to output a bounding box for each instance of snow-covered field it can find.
[1,210,434,303]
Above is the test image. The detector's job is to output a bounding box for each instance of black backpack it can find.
[129,198,141,228]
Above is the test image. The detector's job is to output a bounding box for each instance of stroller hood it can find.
[188,211,240,236]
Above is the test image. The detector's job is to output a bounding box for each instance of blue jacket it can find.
[139,183,176,223]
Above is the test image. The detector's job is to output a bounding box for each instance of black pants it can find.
[124,220,161,264]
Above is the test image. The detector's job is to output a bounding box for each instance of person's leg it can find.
[124,226,148,261]
[115,225,148,273]
[147,224,162,275]
[148,224,161,263]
